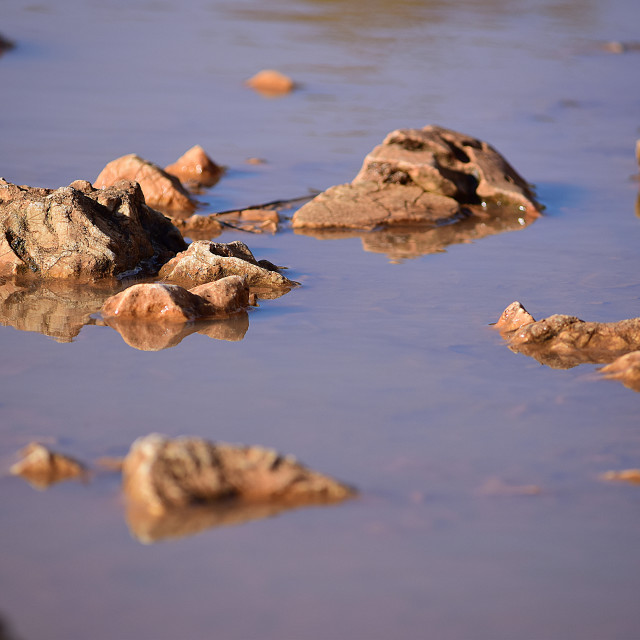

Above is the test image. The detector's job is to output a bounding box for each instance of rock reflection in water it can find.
[295,203,536,261]
[0,276,116,343]
[103,312,249,351]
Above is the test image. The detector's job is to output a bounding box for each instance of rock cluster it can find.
[293,125,541,231]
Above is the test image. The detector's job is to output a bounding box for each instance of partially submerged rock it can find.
[0,179,186,280]
[599,352,640,392]
[94,154,197,215]
[600,469,640,484]
[10,443,87,489]
[159,240,297,291]
[293,125,540,232]
[246,69,296,96]
[122,434,355,516]
[495,302,640,381]
[164,145,225,190]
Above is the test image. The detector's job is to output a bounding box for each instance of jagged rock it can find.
[246,69,296,96]
[164,145,225,189]
[495,301,640,370]
[101,277,249,322]
[10,443,87,489]
[159,240,297,291]
[292,125,540,231]
[94,154,197,215]
[599,352,640,392]
[0,179,185,280]
[122,434,355,516]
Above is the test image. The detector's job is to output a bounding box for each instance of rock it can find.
[159,240,297,291]
[122,434,355,516]
[600,469,640,484]
[495,301,640,370]
[164,145,225,189]
[94,154,197,215]
[10,443,87,489]
[189,275,250,313]
[599,351,640,392]
[292,125,540,231]
[173,213,223,240]
[0,179,186,280]
[0,33,14,56]
[246,69,296,96]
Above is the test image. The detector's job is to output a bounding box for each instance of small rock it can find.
[246,69,296,96]
[94,154,197,215]
[189,275,250,314]
[173,213,223,240]
[600,469,640,484]
[0,33,14,56]
[164,145,225,189]
[494,301,536,333]
[599,351,640,392]
[10,443,87,489]
[122,433,355,515]
[159,240,297,290]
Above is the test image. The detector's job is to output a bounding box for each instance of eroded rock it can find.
[164,145,225,190]
[159,240,297,291]
[292,125,540,232]
[122,434,355,516]
[10,443,87,489]
[495,301,640,372]
[94,154,197,215]
[246,69,296,96]
[0,179,185,280]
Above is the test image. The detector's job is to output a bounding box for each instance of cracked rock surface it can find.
[292,125,541,230]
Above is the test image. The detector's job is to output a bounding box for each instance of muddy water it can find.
[2,1,640,638]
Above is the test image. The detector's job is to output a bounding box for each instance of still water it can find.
[1,1,640,638]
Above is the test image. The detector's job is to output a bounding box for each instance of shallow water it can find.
[2,1,640,638]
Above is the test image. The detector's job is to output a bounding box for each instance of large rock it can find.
[292,125,540,230]
[164,145,224,189]
[159,240,297,291]
[94,154,197,215]
[495,301,640,371]
[0,179,186,280]
[122,434,355,515]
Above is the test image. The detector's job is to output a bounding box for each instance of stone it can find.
[495,301,640,370]
[122,433,355,515]
[164,145,225,189]
[159,240,297,290]
[173,213,223,240]
[0,33,14,56]
[0,179,186,280]
[600,469,640,484]
[189,275,250,313]
[292,125,540,231]
[599,351,640,392]
[246,69,296,96]
[10,443,87,489]
[94,154,197,215]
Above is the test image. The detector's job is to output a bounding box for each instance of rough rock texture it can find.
[292,125,540,231]
[246,69,296,96]
[10,443,87,489]
[496,301,640,371]
[0,179,186,280]
[159,240,297,290]
[122,434,355,516]
[101,277,249,322]
[94,154,197,215]
[104,312,249,351]
[164,145,225,189]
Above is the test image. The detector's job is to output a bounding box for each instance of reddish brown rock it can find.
[292,125,540,231]
[173,213,223,240]
[600,469,640,484]
[189,275,250,314]
[159,240,297,290]
[599,351,640,392]
[246,69,296,96]
[164,145,225,189]
[10,443,87,489]
[94,154,197,215]
[0,179,185,280]
[122,433,355,516]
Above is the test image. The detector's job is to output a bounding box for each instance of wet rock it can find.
[292,125,540,231]
[0,179,186,280]
[101,277,249,322]
[495,301,640,370]
[159,240,297,291]
[10,443,87,489]
[164,145,225,190]
[600,469,640,484]
[104,312,249,351]
[599,352,640,392]
[246,69,296,96]
[173,213,223,240]
[94,154,197,215]
[122,433,355,516]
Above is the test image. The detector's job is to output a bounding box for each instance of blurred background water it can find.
[1,1,640,638]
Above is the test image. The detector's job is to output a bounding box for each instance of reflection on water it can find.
[295,203,538,261]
